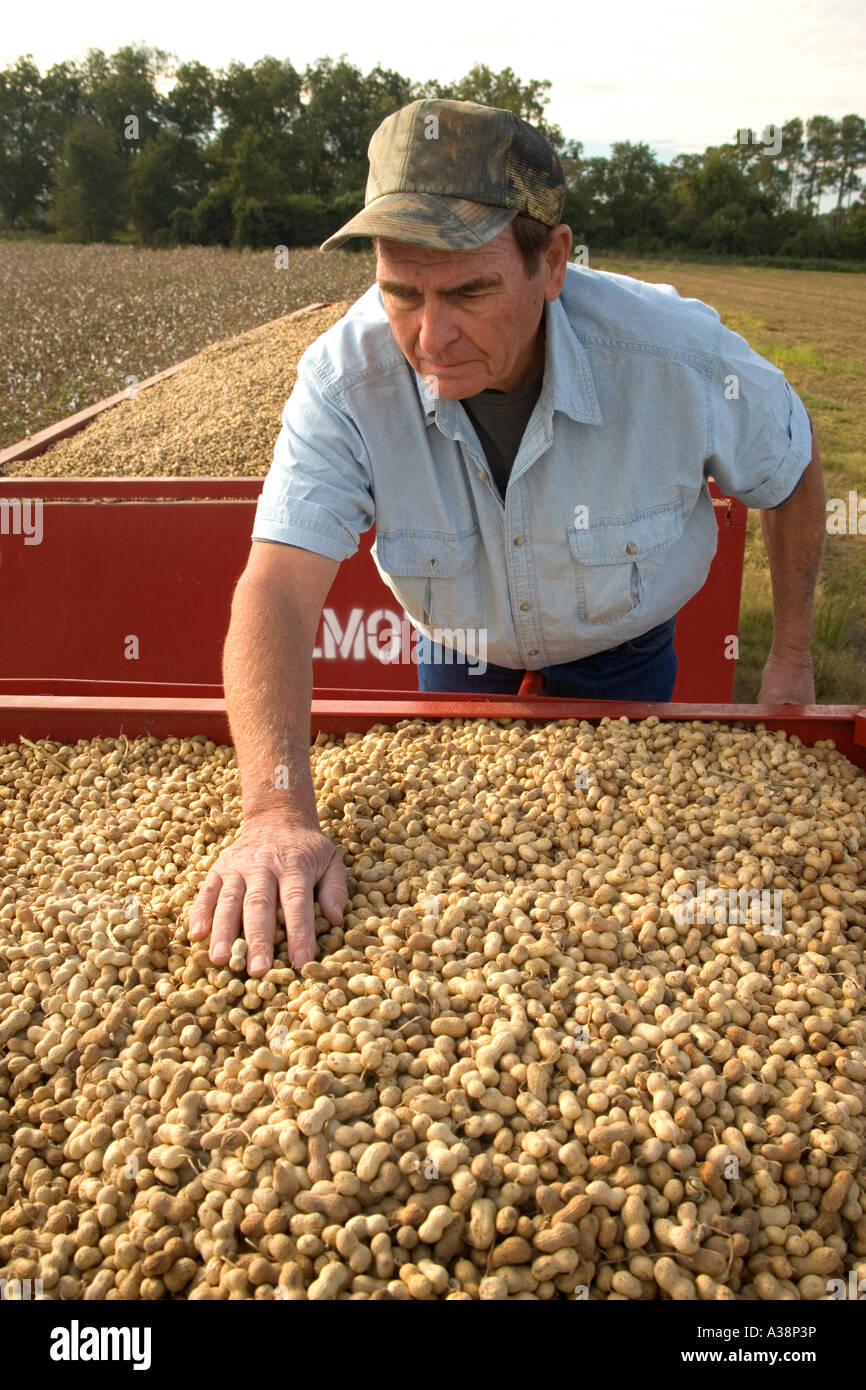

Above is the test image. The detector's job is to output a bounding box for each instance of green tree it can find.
[79,44,171,160]
[224,124,293,201]
[0,56,46,226]
[730,122,800,219]
[189,185,234,245]
[834,198,866,258]
[560,156,605,244]
[293,57,415,198]
[50,115,127,240]
[128,129,208,242]
[801,115,837,213]
[211,56,302,200]
[600,142,671,244]
[163,60,216,141]
[832,114,866,224]
[214,56,301,144]
[421,63,564,152]
[778,118,805,211]
[558,136,585,187]
[0,56,82,226]
[665,147,776,255]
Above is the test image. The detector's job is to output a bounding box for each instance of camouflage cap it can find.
[320,98,566,252]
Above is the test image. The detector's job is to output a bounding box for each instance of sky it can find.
[3,0,865,165]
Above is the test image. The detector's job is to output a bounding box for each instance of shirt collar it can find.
[412,292,604,431]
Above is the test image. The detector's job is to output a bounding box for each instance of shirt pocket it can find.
[373,529,481,631]
[568,502,683,624]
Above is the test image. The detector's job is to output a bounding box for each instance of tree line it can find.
[1,46,864,260]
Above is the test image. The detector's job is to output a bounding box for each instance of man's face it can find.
[376,223,570,398]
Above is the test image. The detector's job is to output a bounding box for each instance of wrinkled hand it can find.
[758,651,816,705]
[188,810,348,976]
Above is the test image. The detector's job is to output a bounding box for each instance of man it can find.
[189,99,825,976]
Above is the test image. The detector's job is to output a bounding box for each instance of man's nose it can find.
[416,299,459,359]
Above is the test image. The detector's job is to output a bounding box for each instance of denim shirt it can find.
[253,264,812,669]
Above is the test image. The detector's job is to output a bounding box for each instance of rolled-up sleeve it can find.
[253,353,374,562]
[704,321,813,509]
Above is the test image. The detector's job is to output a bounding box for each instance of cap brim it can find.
[319,192,518,252]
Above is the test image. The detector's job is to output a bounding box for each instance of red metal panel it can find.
[0,501,255,686]
[673,496,746,701]
[0,678,225,697]
[1,485,745,698]
[2,695,865,772]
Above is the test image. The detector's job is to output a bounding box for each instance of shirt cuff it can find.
[733,390,813,510]
[252,511,354,563]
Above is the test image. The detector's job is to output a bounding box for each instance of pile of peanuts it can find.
[1,715,865,1300]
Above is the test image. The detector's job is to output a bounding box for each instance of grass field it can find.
[2,240,863,703]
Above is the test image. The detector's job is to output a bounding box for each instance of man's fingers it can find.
[278,873,316,971]
[208,872,246,965]
[187,832,341,975]
[188,871,223,940]
[243,874,278,977]
[317,854,348,926]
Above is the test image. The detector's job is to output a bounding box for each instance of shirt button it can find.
[520,601,531,611]
[513,536,524,546]
[527,649,538,656]
[477,471,486,481]
[625,541,638,555]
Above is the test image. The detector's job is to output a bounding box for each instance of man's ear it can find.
[544,224,573,299]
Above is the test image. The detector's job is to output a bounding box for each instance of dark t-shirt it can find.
[461,368,544,501]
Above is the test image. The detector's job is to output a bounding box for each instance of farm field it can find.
[1,241,863,703]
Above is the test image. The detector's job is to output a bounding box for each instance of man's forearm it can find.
[223,575,319,823]
[760,430,825,658]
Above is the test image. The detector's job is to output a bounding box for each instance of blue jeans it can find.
[417,616,678,701]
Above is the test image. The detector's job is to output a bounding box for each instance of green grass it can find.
[813,578,860,649]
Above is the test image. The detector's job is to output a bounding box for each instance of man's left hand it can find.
[758,651,816,704]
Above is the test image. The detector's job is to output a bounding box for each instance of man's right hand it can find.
[188,810,348,976]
